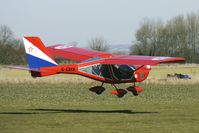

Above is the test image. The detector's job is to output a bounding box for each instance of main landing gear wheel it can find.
[111,84,127,98]
[111,89,127,98]
[89,86,105,95]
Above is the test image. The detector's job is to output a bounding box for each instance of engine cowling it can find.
[134,65,151,82]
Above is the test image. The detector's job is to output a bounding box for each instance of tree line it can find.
[130,13,199,63]
[0,25,26,65]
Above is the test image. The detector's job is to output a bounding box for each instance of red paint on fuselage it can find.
[33,62,151,84]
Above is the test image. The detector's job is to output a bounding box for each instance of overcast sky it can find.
[1,0,199,46]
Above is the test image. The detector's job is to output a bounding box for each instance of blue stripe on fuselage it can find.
[27,54,57,69]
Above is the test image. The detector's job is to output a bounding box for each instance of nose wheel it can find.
[126,84,143,96]
[126,86,138,96]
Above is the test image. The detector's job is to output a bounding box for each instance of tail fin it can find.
[23,36,58,69]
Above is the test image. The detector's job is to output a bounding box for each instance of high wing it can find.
[101,55,185,65]
[47,44,112,62]
[47,44,185,65]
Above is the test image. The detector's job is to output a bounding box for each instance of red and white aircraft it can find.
[21,36,185,98]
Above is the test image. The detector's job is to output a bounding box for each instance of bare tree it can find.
[88,37,110,52]
[0,25,14,45]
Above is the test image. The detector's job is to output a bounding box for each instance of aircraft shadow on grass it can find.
[0,109,158,115]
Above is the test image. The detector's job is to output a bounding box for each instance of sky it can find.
[1,0,199,46]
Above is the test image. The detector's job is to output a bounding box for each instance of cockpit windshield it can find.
[111,65,135,80]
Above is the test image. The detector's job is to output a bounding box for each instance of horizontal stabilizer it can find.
[6,66,51,72]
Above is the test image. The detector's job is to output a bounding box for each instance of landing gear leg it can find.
[101,82,104,87]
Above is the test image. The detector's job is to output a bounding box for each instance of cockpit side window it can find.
[79,64,112,80]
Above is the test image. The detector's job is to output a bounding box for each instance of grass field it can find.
[0,65,199,133]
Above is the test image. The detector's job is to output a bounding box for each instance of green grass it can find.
[0,66,199,133]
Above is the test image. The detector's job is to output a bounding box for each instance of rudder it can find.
[23,36,58,69]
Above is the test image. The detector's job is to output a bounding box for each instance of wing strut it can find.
[134,65,144,72]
